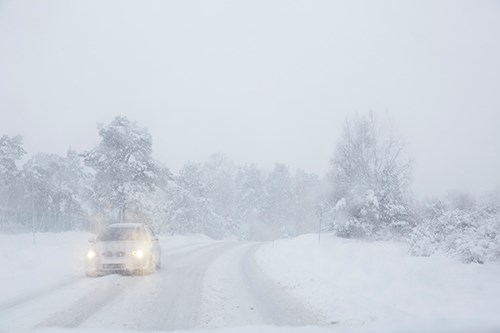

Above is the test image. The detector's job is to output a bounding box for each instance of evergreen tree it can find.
[0,135,26,229]
[262,163,294,239]
[83,116,163,226]
[235,163,265,239]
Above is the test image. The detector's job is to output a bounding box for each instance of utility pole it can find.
[31,171,36,244]
[120,204,124,223]
[318,207,322,245]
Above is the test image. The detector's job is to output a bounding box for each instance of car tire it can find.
[155,255,161,270]
[143,255,155,275]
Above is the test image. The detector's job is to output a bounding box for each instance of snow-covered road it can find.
[0,239,324,331]
[2,233,500,333]
[200,243,325,329]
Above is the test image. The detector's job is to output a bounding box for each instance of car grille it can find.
[102,251,126,257]
[102,263,125,270]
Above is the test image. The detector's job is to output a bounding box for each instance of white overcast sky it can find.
[1,0,499,197]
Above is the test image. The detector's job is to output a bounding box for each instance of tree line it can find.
[0,116,320,240]
[1,114,499,262]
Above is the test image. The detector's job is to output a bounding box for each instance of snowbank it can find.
[33,327,345,333]
[256,234,500,331]
[0,232,91,305]
[33,325,500,333]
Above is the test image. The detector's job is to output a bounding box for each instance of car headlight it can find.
[87,249,97,259]
[132,249,144,258]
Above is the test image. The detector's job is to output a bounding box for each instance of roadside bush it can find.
[409,206,500,263]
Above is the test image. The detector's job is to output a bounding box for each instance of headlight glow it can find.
[132,249,144,258]
[87,249,97,259]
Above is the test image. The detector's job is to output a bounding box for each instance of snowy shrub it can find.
[332,216,370,238]
[409,205,500,263]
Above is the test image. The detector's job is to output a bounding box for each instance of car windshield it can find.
[97,228,149,241]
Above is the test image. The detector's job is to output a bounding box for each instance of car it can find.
[85,223,161,277]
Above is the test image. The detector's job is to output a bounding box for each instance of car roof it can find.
[107,223,145,229]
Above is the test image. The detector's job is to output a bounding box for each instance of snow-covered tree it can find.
[328,113,413,238]
[261,163,294,239]
[0,135,25,183]
[0,135,26,229]
[83,116,164,226]
[445,190,477,211]
[234,163,265,239]
[291,169,321,235]
[20,152,88,231]
[163,162,212,235]
[201,154,238,237]
[164,155,239,239]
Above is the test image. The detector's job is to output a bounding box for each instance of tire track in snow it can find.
[79,242,238,331]
[240,243,327,326]
[0,239,211,313]
[0,241,220,330]
[34,275,137,329]
[200,242,329,328]
[142,243,238,331]
[0,277,83,312]
[36,242,233,330]
[12,241,325,331]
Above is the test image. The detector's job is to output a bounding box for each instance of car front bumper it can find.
[86,256,150,274]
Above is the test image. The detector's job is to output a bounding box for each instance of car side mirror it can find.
[88,237,95,243]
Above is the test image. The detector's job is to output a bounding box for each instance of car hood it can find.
[91,240,153,253]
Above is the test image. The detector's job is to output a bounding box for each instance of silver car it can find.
[85,223,161,276]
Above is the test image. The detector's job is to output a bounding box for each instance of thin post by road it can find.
[318,208,322,244]
[31,171,36,244]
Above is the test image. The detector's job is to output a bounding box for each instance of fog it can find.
[1,0,499,197]
[2,3,500,331]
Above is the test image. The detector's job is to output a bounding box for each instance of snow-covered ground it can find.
[0,232,91,304]
[0,232,212,308]
[1,232,500,332]
[256,234,500,332]
[0,232,215,331]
